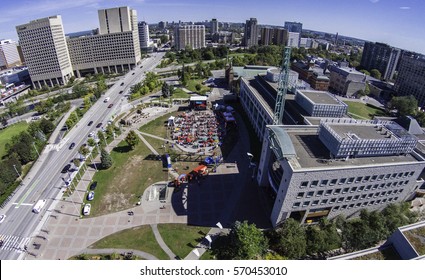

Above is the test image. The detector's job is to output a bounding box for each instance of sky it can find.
[1,0,425,53]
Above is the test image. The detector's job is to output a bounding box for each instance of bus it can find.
[32,199,46,214]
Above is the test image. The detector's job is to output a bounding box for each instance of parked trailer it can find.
[32,199,46,214]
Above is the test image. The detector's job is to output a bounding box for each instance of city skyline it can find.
[0,0,424,53]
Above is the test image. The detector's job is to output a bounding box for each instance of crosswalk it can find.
[0,235,30,253]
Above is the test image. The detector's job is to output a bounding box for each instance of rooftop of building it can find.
[0,67,28,77]
[299,90,342,105]
[268,125,422,170]
[330,65,365,77]
[329,123,397,140]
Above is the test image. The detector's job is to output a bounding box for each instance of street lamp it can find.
[13,164,23,181]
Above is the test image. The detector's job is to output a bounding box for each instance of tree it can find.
[390,95,418,116]
[100,148,113,169]
[97,131,106,146]
[87,138,96,147]
[162,82,170,97]
[370,69,382,80]
[211,221,268,260]
[39,118,54,134]
[359,69,370,76]
[125,130,139,150]
[79,145,90,157]
[73,158,81,168]
[274,218,306,259]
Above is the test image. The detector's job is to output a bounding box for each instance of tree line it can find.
[210,202,416,260]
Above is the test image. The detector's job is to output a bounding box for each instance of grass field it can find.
[186,79,211,95]
[172,88,190,99]
[0,122,29,158]
[345,101,387,120]
[88,140,166,216]
[89,225,169,260]
[157,224,211,259]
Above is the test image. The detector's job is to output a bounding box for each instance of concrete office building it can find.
[284,21,302,46]
[257,120,424,226]
[0,40,21,69]
[138,21,152,52]
[244,18,258,48]
[287,32,300,48]
[394,53,425,107]
[174,25,205,50]
[360,42,401,81]
[260,27,288,46]
[295,90,347,118]
[329,65,366,96]
[16,15,73,89]
[211,18,219,34]
[67,7,141,77]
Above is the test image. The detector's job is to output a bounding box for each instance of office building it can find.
[0,67,30,85]
[174,25,205,50]
[329,65,366,96]
[0,40,21,69]
[287,32,300,48]
[138,21,152,52]
[244,18,258,48]
[211,18,218,34]
[394,53,425,107]
[16,15,73,89]
[260,27,288,46]
[67,6,141,77]
[158,21,167,30]
[257,120,424,226]
[284,21,302,46]
[294,90,347,118]
[360,42,401,81]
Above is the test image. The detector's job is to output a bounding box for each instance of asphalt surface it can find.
[0,52,165,260]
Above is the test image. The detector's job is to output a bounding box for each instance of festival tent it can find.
[167,116,175,126]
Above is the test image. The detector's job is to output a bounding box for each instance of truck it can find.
[32,199,46,214]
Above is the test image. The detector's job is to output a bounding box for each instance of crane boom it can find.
[272,46,291,125]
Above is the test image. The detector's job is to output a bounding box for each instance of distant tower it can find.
[284,21,302,47]
[211,18,219,34]
[244,18,258,48]
[138,21,150,50]
[335,32,339,46]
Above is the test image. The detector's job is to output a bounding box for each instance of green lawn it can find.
[172,88,190,98]
[88,140,166,216]
[345,101,387,120]
[89,225,169,260]
[139,112,174,139]
[0,122,29,158]
[186,79,211,95]
[157,224,211,259]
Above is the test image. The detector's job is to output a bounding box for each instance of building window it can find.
[354,195,360,201]
[360,194,367,199]
[334,189,341,195]
[292,202,301,208]
[355,176,362,183]
[339,178,346,185]
[300,181,309,188]
[297,192,305,199]
[346,196,353,202]
[348,204,354,209]
[342,188,349,194]
[347,177,354,184]
[332,206,340,211]
[409,171,415,176]
[358,186,365,192]
[320,180,328,187]
[355,203,361,207]
[341,205,347,210]
[369,201,375,205]
[368,193,373,198]
[371,175,377,181]
[378,175,384,180]
[312,200,319,206]
[325,190,332,196]
[384,174,391,180]
[306,191,314,198]
[372,185,378,190]
[302,201,310,207]
[311,180,319,187]
[321,199,328,205]
[338,197,344,203]
[365,185,372,191]
[350,187,357,193]
[330,198,337,204]
[363,176,370,182]
[316,190,324,196]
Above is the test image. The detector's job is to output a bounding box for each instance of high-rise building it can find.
[211,18,219,34]
[260,27,273,45]
[273,28,288,45]
[244,18,258,48]
[287,32,300,48]
[158,21,167,30]
[284,21,302,33]
[0,40,21,69]
[395,53,425,107]
[67,6,141,77]
[284,21,302,47]
[16,15,73,89]
[260,27,288,46]
[174,25,205,50]
[138,21,150,49]
[360,42,401,81]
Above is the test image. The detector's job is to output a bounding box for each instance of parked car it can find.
[120,82,124,86]
[88,121,93,126]
[96,123,103,128]
[61,164,71,173]
[87,191,95,201]
[69,142,75,150]
[88,131,95,137]
[89,181,97,190]
[119,90,123,94]
[0,214,6,224]
[108,103,113,108]
[83,204,91,216]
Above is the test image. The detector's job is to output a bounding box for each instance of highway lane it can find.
[0,52,165,259]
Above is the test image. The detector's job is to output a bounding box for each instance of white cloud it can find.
[399,6,411,10]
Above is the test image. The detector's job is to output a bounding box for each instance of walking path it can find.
[150,224,176,259]
[134,130,160,155]
[77,248,159,260]
[139,131,168,142]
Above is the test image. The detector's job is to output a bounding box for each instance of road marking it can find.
[0,235,28,252]
[15,179,40,208]
[11,203,33,206]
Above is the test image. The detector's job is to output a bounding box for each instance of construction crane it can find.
[272,46,291,125]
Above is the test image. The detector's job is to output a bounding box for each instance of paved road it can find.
[0,52,165,260]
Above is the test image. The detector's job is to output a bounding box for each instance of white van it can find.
[104,97,110,103]
[32,199,46,214]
